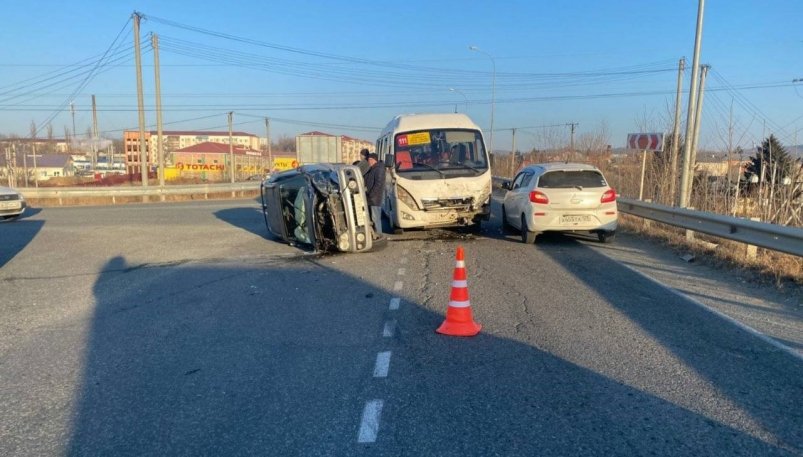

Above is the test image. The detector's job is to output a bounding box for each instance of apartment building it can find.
[123,130,261,175]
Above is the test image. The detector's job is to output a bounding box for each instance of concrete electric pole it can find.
[152,33,165,188]
[679,0,705,207]
[669,57,685,205]
[133,12,149,186]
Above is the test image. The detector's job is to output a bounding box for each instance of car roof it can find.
[521,162,602,173]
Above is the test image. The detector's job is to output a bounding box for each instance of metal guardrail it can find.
[493,175,802,258]
[19,182,261,202]
[617,198,803,257]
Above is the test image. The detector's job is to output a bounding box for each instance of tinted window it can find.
[538,170,607,188]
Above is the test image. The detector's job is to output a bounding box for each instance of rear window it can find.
[538,170,607,188]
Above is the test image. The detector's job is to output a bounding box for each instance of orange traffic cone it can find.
[436,246,482,337]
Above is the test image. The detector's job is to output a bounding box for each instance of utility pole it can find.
[23,145,28,187]
[70,102,76,150]
[265,117,272,174]
[133,12,148,186]
[679,0,705,207]
[566,122,579,154]
[152,33,165,188]
[669,57,685,205]
[684,64,710,203]
[29,122,38,188]
[510,128,517,177]
[91,95,99,169]
[4,147,10,186]
[228,112,235,183]
[727,98,735,215]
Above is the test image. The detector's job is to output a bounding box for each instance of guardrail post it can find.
[643,199,652,230]
[685,206,695,241]
[745,217,759,260]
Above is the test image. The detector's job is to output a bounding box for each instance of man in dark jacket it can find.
[363,153,386,240]
[356,148,371,175]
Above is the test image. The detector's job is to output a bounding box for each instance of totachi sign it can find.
[627,133,664,151]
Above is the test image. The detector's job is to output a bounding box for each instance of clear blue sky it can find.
[1,0,801,152]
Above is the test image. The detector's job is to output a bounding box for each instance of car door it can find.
[504,171,532,230]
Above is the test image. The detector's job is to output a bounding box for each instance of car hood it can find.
[0,186,21,197]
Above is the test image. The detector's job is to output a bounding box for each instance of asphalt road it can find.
[0,199,801,456]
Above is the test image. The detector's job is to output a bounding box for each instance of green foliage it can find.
[744,135,793,184]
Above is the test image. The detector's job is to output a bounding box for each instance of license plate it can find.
[0,201,20,209]
[352,193,367,227]
[560,215,590,224]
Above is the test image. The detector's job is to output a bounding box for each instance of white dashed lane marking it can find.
[358,253,408,443]
[357,400,384,443]
[383,320,396,337]
[373,351,391,378]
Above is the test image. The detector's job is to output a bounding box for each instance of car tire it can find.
[521,215,537,244]
[597,230,616,243]
[501,205,512,233]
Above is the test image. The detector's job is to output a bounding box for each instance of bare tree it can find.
[46,124,54,153]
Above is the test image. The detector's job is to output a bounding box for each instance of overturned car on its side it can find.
[260,164,374,253]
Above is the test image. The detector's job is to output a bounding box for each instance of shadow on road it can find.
[534,233,802,455]
[56,249,799,456]
[214,206,272,240]
[0,216,44,268]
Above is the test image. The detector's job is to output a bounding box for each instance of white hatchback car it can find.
[501,163,617,243]
[0,186,26,221]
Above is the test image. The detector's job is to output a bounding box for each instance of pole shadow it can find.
[534,234,802,454]
[52,251,800,456]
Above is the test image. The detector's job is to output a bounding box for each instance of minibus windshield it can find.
[393,129,488,176]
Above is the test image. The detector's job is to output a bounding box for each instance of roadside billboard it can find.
[274,157,299,171]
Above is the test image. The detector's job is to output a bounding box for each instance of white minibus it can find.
[376,113,492,232]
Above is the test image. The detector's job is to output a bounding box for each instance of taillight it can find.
[529,191,549,204]
[601,188,616,203]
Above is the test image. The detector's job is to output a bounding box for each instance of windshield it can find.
[393,129,488,175]
[538,170,607,189]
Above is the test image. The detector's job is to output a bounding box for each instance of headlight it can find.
[347,179,358,191]
[396,185,419,210]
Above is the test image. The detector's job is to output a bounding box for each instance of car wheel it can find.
[597,230,616,243]
[520,215,537,244]
[501,205,512,233]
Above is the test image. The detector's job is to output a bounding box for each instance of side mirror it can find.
[384,154,394,168]
[501,180,512,190]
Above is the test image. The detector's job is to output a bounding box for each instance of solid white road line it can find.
[383,320,396,337]
[357,400,384,443]
[373,351,391,378]
[389,297,400,310]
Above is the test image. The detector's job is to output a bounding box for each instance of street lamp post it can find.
[469,46,495,155]
[448,88,468,113]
